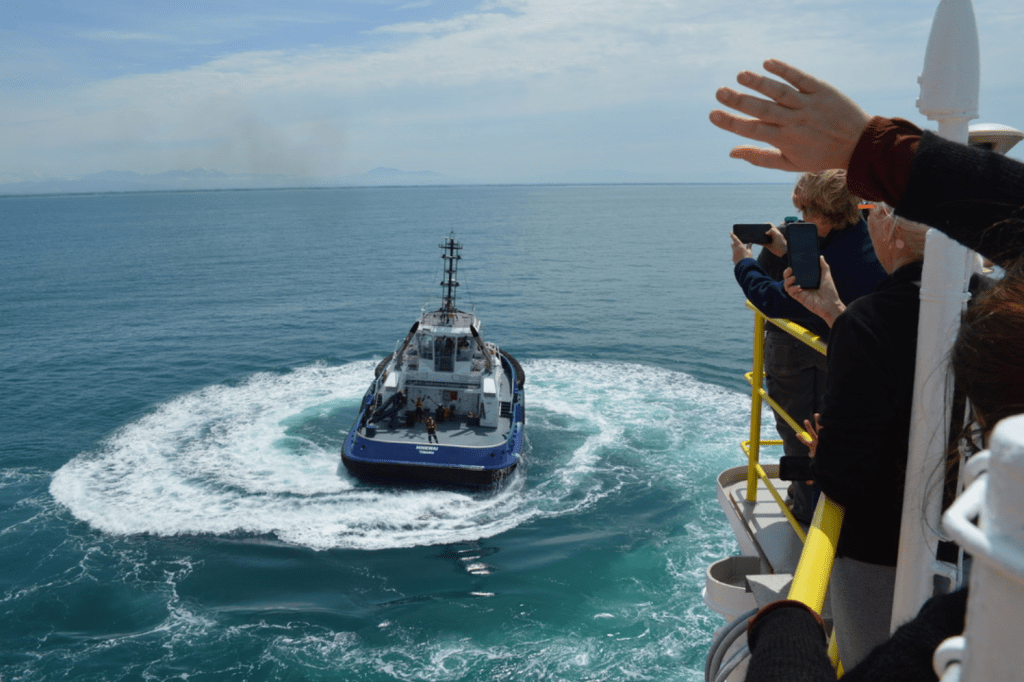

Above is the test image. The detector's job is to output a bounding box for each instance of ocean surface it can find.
[2,184,789,681]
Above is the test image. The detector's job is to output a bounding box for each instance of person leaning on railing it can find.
[741,261,1022,682]
[709,58,1024,681]
[730,171,886,524]
[788,201,929,667]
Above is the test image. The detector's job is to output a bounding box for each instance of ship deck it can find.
[360,415,514,449]
[717,463,805,577]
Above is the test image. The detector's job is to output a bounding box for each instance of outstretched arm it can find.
[709,59,871,173]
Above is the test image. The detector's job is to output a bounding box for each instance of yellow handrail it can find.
[787,494,845,612]
[741,303,825,503]
[828,631,845,677]
[740,444,808,543]
[745,299,826,352]
[744,373,814,450]
[741,301,826,537]
[789,494,846,678]
[742,300,846,674]
[760,313,828,355]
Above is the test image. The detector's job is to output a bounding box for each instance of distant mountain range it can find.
[0,166,778,196]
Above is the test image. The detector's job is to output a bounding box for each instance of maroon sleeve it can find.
[847,116,923,204]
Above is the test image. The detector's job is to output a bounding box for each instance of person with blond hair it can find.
[710,55,1024,682]
[731,169,884,523]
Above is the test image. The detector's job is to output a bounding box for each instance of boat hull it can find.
[341,447,519,486]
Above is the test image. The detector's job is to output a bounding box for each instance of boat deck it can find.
[717,464,805,576]
[360,415,514,448]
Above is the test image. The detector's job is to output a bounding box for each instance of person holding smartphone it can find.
[712,58,1024,668]
[730,170,886,524]
[710,55,1024,679]
[786,205,931,666]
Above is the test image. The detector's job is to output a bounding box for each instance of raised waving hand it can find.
[709,59,872,173]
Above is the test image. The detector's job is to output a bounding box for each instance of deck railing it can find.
[742,300,847,673]
[741,301,829,542]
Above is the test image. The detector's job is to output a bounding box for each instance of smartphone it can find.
[732,223,772,245]
[787,222,820,289]
[778,455,814,481]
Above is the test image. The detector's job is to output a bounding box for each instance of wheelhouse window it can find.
[434,337,455,372]
[457,337,473,362]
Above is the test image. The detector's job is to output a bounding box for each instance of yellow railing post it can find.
[739,300,845,674]
[746,312,767,501]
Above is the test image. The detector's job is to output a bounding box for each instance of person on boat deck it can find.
[389,390,408,428]
[730,170,885,523]
[709,57,1024,680]
[425,416,438,444]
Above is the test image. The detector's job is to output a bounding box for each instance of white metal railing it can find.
[938,414,1024,681]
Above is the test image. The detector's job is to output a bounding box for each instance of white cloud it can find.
[4,0,1024,181]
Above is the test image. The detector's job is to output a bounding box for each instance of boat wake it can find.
[50,360,754,551]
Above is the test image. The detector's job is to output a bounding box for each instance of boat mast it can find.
[439,234,462,317]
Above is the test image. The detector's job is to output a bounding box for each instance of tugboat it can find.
[342,235,525,485]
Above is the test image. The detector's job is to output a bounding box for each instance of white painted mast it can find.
[890,0,982,631]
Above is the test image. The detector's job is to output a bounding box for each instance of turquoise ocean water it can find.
[2,184,787,681]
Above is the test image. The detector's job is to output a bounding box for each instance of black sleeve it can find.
[842,589,968,682]
[812,305,904,508]
[898,131,1024,266]
[745,603,835,682]
[779,456,815,481]
[744,591,967,682]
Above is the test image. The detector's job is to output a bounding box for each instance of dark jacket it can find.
[744,589,968,682]
[734,219,886,339]
[812,262,922,565]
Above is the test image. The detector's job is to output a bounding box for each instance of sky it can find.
[3,0,1024,185]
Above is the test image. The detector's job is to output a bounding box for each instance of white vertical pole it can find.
[890,0,980,631]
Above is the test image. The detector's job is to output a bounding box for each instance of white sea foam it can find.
[50,360,756,551]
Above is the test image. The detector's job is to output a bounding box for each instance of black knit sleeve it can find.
[744,591,967,682]
[745,602,835,682]
[898,131,1024,266]
[841,589,967,682]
